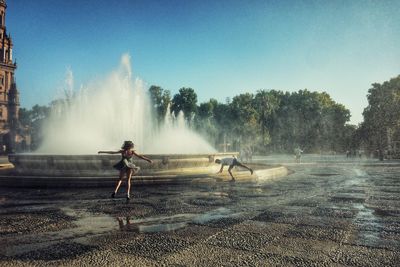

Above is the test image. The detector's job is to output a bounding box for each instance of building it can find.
[0,0,26,153]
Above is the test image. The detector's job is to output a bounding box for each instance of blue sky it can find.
[7,0,400,124]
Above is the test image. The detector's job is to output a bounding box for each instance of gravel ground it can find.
[0,155,399,266]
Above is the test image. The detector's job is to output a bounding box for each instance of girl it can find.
[98,141,152,201]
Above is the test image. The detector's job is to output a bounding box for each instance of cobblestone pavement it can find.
[0,156,399,266]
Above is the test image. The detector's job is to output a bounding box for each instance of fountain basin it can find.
[0,153,290,187]
[8,153,237,176]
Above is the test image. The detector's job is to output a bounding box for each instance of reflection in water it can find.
[353,203,384,247]
[117,217,138,232]
[116,216,188,233]
[116,215,190,233]
[353,168,367,177]
[193,207,240,224]
[117,217,187,233]
[310,173,339,177]
[115,207,242,233]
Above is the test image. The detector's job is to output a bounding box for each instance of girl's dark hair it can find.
[122,141,134,150]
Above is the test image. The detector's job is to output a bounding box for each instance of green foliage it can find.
[360,75,400,154]
[171,87,198,121]
[249,89,352,153]
[190,88,352,154]
[193,99,219,146]
[231,93,258,134]
[148,85,171,123]
[19,104,51,150]
[254,90,280,149]
[18,108,31,127]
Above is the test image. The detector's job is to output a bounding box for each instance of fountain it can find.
[36,54,215,155]
[3,55,288,187]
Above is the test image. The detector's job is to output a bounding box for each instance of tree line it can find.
[149,86,352,154]
[19,74,400,156]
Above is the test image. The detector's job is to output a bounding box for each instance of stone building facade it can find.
[0,0,25,153]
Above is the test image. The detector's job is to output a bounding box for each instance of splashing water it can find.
[37,54,216,155]
[146,105,215,154]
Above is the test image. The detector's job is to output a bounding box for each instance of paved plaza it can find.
[0,155,399,266]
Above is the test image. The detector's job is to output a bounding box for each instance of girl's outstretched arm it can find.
[98,150,121,154]
[132,151,153,163]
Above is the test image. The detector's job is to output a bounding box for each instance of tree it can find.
[18,104,51,150]
[207,100,235,151]
[361,75,400,155]
[18,108,31,127]
[171,87,198,122]
[148,85,171,124]
[229,93,259,150]
[254,90,280,149]
[198,101,214,119]
[195,99,219,145]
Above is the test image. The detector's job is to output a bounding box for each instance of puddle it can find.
[116,213,193,233]
[181,191,230,198]
[352,203,385,248]
[193,207,241,224]
[115,207,243,233]
[0,192,252,258]
[353,169,367,176]
[138,222,188,233]
[1,207,117,257]
[62,207,117,234]
[117,216,189,233]
[310,173,339,177]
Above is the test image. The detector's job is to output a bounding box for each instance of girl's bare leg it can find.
[113,170,125,196]
[126,169,133,199]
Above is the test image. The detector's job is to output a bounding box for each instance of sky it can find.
[6,0,400,124]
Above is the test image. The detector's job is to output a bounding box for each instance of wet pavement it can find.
[0,155,399,266]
